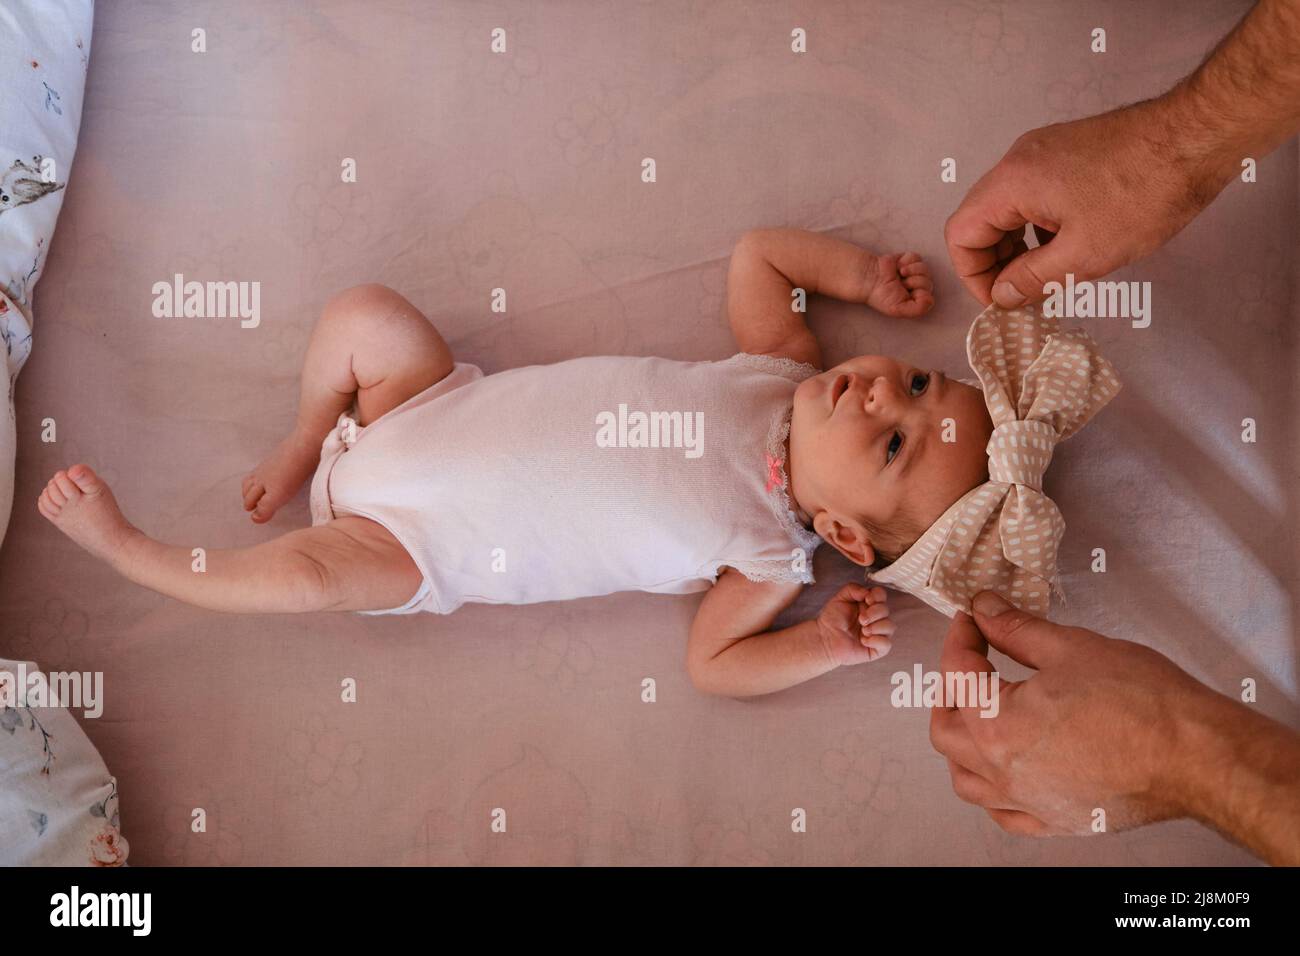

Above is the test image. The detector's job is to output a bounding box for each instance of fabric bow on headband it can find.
[870,304,1122,618]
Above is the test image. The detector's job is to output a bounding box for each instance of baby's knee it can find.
[322,284,436,349]
[323,282,404,323]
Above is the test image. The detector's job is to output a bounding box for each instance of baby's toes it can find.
[250,494,279,523]
[37,488,62,517]
[67,463,102,495]
[44,476,68,507]
[52,469,82,502]
[242,479,264,513]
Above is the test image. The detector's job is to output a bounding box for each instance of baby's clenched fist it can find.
[817,582,895,667]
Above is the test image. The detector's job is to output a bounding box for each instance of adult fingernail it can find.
[973,592,1012,617]
[991,281,1026,307]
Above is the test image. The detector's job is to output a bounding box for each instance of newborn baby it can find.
[38,228,1117,697]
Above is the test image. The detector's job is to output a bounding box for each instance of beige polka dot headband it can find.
[869,304,1122,618]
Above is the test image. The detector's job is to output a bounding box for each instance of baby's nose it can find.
[865,376,900,410]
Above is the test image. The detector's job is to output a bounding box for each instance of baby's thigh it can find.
[324,283,456,422]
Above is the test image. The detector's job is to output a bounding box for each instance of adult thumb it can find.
[989,231,1094,308]
[970,591,1065,670]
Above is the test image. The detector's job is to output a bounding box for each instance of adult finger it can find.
[944,186,1029,305]
[929,705,993,777]
[985,807,1053,837]
[988,226,1105,308]
[948,760,1020,811]
[970,592,1072,671]
[939,612,991,676]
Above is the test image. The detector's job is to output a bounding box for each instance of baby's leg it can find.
[40,465,422,613]
[244,283,455,523]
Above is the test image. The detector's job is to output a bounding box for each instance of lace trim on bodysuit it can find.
[728,351,821,384]
[726,398,824,585]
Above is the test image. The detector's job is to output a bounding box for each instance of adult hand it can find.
[932,592,1300,863]
[945,0,1300,308]
[931,591,1208,835]
[943,101,1220,308]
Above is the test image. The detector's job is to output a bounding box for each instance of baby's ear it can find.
[812,511,876,567]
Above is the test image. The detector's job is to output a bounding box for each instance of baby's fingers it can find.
[864,618,896,638]
[898,253,928,275]
[831,582,871,606]
[847,634,893,664]
[890,289,934,318]
[858,601,890,627]
[859,594,895,639]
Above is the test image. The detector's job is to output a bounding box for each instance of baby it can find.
[38,228,1117,697]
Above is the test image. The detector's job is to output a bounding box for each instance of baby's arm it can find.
[726,228,935,366]
[687,569,895,698]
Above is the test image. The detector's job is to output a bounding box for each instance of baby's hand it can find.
[816,583,895,667]
[867,252,934,318]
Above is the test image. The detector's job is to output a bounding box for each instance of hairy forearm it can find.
[1154,0,1300,194]
[741,228,879,303]
[1173,692,1300,865]
[692,619,837,698]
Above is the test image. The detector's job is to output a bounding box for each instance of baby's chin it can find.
[790,374,821,421]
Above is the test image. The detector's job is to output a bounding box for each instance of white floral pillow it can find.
[0,0,93,547]
[1,658,128,865]
[0,1,121,869]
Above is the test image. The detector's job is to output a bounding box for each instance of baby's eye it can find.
[909,372,929,396]
[886,431,902,464]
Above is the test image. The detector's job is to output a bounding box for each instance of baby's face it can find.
[788,355,993,564]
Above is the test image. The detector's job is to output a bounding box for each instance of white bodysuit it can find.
[309,353,824,614]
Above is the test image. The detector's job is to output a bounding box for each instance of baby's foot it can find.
[37,464,137,564]
[867,251,935,318]
[241,428,321,523]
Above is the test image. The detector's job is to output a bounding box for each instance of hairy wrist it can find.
[1195,708,1300,862]
[1128,92,1237,219]
[1161,687,1286,836]
[1158,686,1230,820]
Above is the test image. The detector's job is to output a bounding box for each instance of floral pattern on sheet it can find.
[2,20,87,384]
[88,780,128,866]
[1,699,56,772]
[2,4,91,565]
[1,660,129,866]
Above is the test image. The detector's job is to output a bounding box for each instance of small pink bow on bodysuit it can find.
[870,304,1122,618]
[765,453,785,493]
